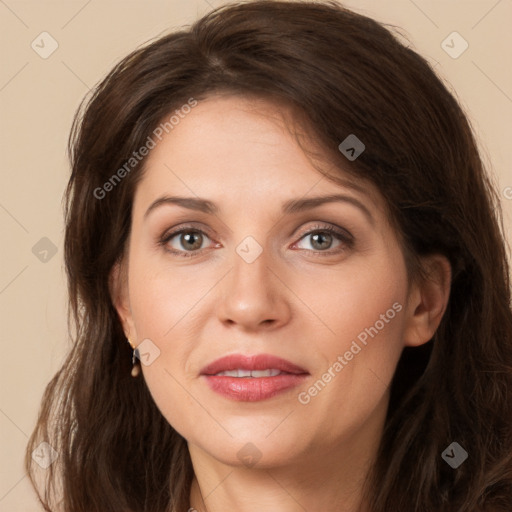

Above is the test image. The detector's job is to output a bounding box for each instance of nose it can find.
[216,241,292,332]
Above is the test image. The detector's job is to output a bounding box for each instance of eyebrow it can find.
[144,192,374,225]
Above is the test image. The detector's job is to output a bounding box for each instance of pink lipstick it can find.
[200,353,309,401]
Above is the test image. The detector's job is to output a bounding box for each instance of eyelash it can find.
[158,223,354,258]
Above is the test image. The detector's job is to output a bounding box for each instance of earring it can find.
[127,339,141,377]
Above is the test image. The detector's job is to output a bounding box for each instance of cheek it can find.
[299,254,407,351]
[142,365,204,444]
[294,255,407,415]
[128,256,202,339]
[127,258,205,435]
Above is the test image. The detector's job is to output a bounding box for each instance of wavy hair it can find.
[25,1,512,511]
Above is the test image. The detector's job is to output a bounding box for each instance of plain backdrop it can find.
[1,0,511,509]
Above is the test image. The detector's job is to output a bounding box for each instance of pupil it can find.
[312,233,331,250]
[183,232,201,250]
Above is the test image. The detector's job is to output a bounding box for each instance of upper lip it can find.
[200,353,309,376]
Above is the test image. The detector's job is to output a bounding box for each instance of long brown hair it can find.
[25,1,512,511]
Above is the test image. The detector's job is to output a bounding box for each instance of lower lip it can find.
[202,374,308,401]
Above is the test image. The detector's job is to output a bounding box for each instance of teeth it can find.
[215,369,282,377]
[251,369,280,378]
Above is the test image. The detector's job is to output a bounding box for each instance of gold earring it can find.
[127,339,141,377]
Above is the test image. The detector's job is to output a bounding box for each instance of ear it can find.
[402,254,452,347]
[109,260,138,342]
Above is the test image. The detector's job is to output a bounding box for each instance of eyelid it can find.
[160,221,213,239]
[294,222,353,242]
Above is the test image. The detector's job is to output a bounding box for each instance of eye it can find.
[159,227,216,258]
[293,224,353,254]
[159,223,353,258]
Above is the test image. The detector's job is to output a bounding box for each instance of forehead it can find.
[134,94,384,215]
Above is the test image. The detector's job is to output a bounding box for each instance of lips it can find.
[200,353,308,376]
[200,353,309,402]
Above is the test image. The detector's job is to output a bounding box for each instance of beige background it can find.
[1,0,511,509]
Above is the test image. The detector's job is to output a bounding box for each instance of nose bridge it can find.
[230,234,274,301]
[216,232,290,329]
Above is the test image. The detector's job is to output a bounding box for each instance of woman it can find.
[25,1,512,511]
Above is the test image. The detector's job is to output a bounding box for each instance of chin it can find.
[189,428,306,469]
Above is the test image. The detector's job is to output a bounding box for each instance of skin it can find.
[111,94,451,511]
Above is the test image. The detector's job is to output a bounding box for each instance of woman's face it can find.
[113,94,426,470]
